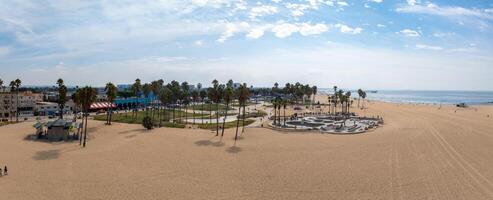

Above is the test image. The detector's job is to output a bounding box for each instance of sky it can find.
[0,0,492,90]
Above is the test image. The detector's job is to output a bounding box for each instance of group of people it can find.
[0,165,7,176]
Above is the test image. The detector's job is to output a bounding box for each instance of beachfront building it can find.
[113,93,157,111]
[34,101,74,116]
[0,90,44,119]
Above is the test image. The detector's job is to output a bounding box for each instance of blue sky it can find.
[0,0,492,90]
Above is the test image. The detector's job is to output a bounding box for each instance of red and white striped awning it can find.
[90,102,116,109]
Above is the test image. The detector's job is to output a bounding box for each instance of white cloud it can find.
[285,3,312,17]
[249,5,278,20]
[246,28,265,39]
[334,24,363,34]
[370,0,383,3]
[415,44,443,50]
[217,22,249,42]
[406,0,417,6]
[337,1,348,7]
[194,40,204,46]
[299,23,328,35]
[396,3,493,20]
[377,24,386,27]
[433,32,455,38]
[272,23,299,38]
[397,29,420,37]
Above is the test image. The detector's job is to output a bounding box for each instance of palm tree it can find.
[221,80,234,136]
[181,82,190,125]
[168,81,181,124]
[234,84,243,141]
[71,91,81,123]
[207,87,214,124]
[210,80,220,135]
[271,100,277,126]
[56,79,67,119]
[311,86,317,109]
[159,86,172,127]
[73,90,83,144]
[10,79,21,122]
[345,91,351,114]
[191,89,199,125]
[333,86,338,114]
[282,99,287,126]
[357,89,363,109]
[142,83,152,116]
[241,84,250,133]
[105,82,117,125]
[131,79,142,119]
[199,89,207,124]
[337,89,344,113]
[361,91,367,109]
[79,86,96,148]
[151,79,164,122]
[216,84,225,135]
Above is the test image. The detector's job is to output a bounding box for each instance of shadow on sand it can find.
[33,149,60,160]
[23,134,79,144]
[119,129,148,135]
[226,146,242,154]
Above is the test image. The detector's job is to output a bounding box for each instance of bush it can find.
[142,116,153,130]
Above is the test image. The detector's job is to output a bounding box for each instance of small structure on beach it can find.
[46,119,72,141]
[33,122,44,138]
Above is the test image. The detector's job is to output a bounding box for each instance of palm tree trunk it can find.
[16,90,19,122]
[234,105,241,141]
[79,114,83,145]
[185,104,188,124]
[172,107,175,124]
[216,103,219,136]
[209,103,212,123]
[193,102,196,125]
[221,102,228,136]
[273,106,276,126]
[83,113,88,147]
[241,104,246,133]
[283,107,286,126]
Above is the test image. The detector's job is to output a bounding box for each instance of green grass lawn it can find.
[241,110,267,118]
[197,119,255,129]
[188,103,234,111]
[93,110,207,125]
[94,110,255,130]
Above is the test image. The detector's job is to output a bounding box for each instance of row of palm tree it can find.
[72,86,97,147]
[56,79,68,119]
[122,79,252,138]
[271,97,289,127]
[357,88,367,109]
[272,82,317,105]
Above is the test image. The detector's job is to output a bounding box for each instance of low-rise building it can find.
[0,89,43,119]
[34,101,75,116]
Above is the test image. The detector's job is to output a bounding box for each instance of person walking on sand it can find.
[4,166,7,175]
[0,167,2,176]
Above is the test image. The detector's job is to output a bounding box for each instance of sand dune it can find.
[1,97,493,199]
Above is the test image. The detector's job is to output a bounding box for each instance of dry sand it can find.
[1,96,493,200]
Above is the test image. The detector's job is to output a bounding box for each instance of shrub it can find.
[142,116,153,130]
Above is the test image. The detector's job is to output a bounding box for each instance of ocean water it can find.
[318,90,493,105]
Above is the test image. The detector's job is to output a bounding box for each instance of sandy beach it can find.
[1,96,493,200]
